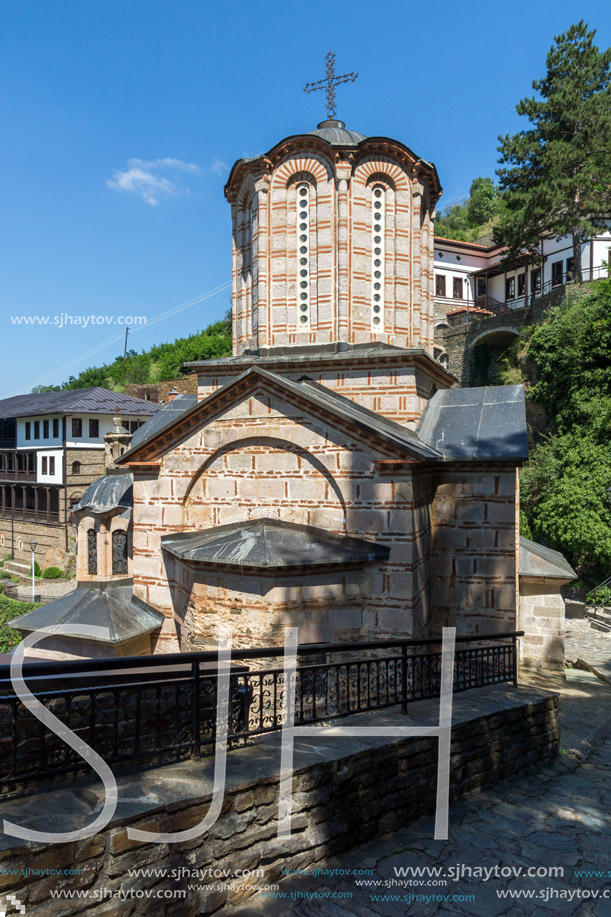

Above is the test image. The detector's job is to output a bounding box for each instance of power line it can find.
[8,280,232,397]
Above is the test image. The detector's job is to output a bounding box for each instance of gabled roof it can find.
[9,582,165,644]
[116,366,442,465]
[519,536,577,581]
[417,385,528,462]
[162,518,389,572]
[0,387,160,420]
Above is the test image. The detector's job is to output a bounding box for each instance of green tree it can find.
[467,177,498,226]
[512,279,611,581]
[496,21,611,280]
[53,315,232,392]
[434,177,500,242]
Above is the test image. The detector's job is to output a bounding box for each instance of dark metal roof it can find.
[308,119,367,146]
[9,582,165,644]
[0,387,160,420]
[130,393,198,450]
[519,536,577,581]
[291,376,441,461]
[183,341,455,375]
[417,385,528,461]
[161,518,390,571]
[117,365,441,464]
[71,473,133,515]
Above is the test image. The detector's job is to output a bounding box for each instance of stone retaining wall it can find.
[0,688,559,916]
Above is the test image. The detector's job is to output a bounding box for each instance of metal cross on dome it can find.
[304,52,358,121]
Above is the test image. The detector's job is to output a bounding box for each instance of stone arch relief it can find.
[182,437,347,534]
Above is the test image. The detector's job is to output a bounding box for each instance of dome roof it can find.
[72,473,133,515]
[308,119,366,146]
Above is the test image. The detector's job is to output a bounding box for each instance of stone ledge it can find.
[0,684,559,915]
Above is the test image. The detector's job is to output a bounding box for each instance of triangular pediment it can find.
[116,367,439,466]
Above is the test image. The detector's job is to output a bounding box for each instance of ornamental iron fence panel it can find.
[0,631,521,795]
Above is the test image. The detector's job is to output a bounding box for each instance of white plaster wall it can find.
[36,449,63,484]
[64,414,150,448]
[16,415,63,448]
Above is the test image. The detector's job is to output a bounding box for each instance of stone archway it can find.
[182,436,347,533]
[468,328,520,386]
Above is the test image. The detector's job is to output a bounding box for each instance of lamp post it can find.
[29,539,37,602]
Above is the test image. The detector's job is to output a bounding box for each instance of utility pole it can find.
[122,326,130,389]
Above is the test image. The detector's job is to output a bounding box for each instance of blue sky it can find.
[1,0,608,395]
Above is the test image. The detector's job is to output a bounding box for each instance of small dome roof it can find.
[308,119,366,146]
[72,473,133,515]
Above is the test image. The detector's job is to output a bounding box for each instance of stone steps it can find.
[587,608,611,633]
[2,561,35,582]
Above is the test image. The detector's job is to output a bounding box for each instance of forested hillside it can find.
[434,177,504,243]
[497,280,611,585]
[33,315,232,393]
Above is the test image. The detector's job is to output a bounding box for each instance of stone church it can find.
[14,111,559,661]
[112,115,528,653]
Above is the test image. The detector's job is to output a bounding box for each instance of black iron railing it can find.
[586,575,611,608]
[0,631,522,793]
[441,264,609,321]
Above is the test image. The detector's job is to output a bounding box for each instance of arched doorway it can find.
[468,329,520,386]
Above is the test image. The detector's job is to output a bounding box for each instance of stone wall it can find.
[132,386,431,651]
[435,286,567,385]
[519,575,566,672]
[195,355,450,428]
[0,688,559,916]
[429,465,518,634]
[0,515,67,569]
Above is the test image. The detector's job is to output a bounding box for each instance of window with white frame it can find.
[371,185,385,331]
[296,183,311,329]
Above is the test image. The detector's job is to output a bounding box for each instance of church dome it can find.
[308,119,366,146]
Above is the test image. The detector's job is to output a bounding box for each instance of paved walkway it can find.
[234,742,611,915]
[565,620,611,678]
[234,624,611,916]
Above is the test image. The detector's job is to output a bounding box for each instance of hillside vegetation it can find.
[33,315,232,393]
[497,279,611,584]
[434,177,504,243]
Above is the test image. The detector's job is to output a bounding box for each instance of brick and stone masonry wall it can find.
[429,465,518,634]
[0,691,559,916]
[196,358,447,429]
[519,575,567,672]
[230,142,436,355]
[134,387,431,652]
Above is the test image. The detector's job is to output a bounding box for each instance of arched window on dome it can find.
[112,530,128,575]
[87,529,97,575]
[371,185,385,332]
[250,196,258,337]
[296,183,311,330]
